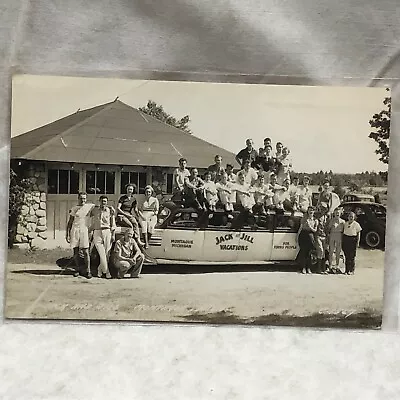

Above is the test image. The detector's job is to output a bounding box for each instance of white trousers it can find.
[93,229,112,275]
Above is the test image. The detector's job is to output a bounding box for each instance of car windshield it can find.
[368,204,386,218]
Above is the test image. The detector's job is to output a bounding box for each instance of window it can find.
[168,211,199,228]
[48,169,79,194]
[86,170,115,194]
[120,171,146,194]
[368,204,386,219]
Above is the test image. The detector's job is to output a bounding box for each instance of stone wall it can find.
[14,162,47,249]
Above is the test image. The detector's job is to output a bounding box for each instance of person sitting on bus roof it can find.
[269,173,287,211]
[275,141,284,162]
[252,174,274,215]
[203,171,219,212]
[297,175,313,213]
[235,138,258,168]
[184,168,206,211]
[276,147,292,185]
[236,171,256,212]
[237,158,258,186]
[263,137,272,151]
[207,154,225,182]
[289,176,300,211]
[216,172,234,219]
[225,164,237,207]
[281,178,297,213]
[233,171,256,229]
[252,146,276,180]
[172,157,190,205]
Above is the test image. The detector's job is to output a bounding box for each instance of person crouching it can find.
[111,228,145,279]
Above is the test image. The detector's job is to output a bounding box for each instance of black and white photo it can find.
[5,75,390,328]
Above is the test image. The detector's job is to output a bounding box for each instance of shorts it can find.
[139,212,157,234]
[70,225,90,249]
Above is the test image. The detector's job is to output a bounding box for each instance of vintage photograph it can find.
[5,75,390,328]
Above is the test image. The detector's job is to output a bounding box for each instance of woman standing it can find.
[342,212,362,275]
[137,185,159,249]
[296,206,318,274]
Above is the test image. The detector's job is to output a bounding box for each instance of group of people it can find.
[172,137,362,275]
[297,205,362,275]
[172,138,315,222]
[65,136,362,278]
[66,184,159,279]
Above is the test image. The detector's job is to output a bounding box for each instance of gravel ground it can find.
[4,248,384,329]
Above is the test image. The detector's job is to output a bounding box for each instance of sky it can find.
[11,74,389,173]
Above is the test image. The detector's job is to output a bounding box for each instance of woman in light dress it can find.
[137,185,159,249]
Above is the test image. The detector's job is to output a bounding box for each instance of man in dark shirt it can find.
[235,138,258,168]
[207,155,225,182]
[252,145,276,174]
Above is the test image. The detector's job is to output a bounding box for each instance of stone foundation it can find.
[14,162,48,249]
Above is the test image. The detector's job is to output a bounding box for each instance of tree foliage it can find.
[8,168,31,247]
[369,88,391,165]
[139,100,192,134]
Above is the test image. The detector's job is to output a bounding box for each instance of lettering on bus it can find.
[274,241,297,250]
[215,232,253,251]
[171,239,193,249]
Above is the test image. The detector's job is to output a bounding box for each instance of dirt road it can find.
[5,248,384,328]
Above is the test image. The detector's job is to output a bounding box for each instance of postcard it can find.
[5,75,390,329]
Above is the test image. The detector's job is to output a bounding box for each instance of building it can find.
[11,99,237,248]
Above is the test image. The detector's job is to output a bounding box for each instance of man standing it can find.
[172,157,190,204]
[263,137,272,151]
[207,155,225,182]
[90,195,116,279]
[235,139,258,168]
[66,192,95,279]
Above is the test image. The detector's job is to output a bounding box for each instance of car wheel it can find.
[365,230,381,248]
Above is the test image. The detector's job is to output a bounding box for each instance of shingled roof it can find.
[11,100,237,168]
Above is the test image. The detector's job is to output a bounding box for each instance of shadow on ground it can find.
[181,310,382,330]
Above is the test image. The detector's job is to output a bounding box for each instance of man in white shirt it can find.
[66,192,95,279]
[237,159,258,186]
[172,157,190,204]
[342,211,362,275]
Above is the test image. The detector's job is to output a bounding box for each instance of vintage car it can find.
[340,201,386,249]
[342,193,375,203]
[134,205,303,265]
